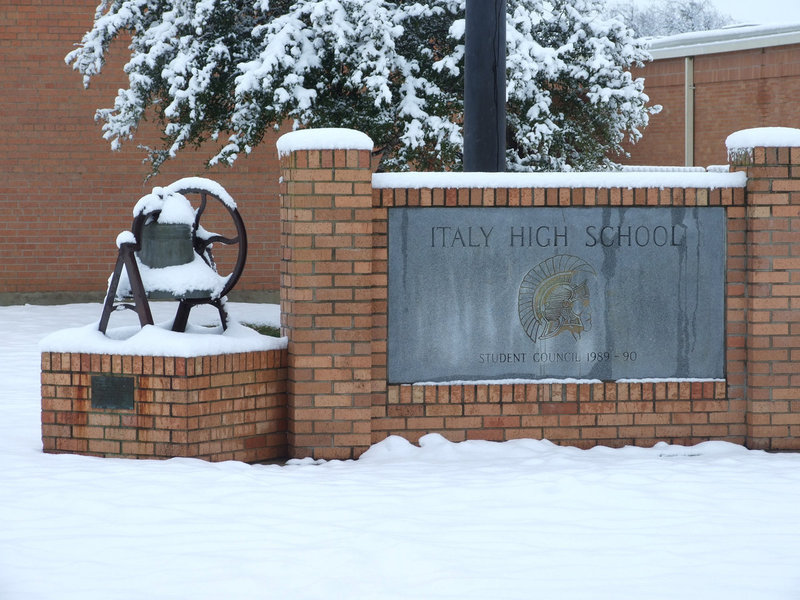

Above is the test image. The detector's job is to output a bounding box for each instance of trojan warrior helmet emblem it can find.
[518,255,596,343]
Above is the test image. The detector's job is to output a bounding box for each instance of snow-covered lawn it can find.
[1,303,799,599]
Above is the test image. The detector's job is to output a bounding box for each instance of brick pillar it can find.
[733,142,800,450]
[278,130,375,459]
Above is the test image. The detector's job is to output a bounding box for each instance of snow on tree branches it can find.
[66,0,659,172]
[612,0,733,37]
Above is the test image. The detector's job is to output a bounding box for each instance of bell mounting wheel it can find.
[177,185,248,300]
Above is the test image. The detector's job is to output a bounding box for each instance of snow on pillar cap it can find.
[276,128,374,157]
[726,127,800,150]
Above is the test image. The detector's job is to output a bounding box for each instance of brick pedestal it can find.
[41,350,287,461]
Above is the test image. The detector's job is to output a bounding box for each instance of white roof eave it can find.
[648,23,800,59]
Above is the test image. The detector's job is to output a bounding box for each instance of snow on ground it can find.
[1,303,800,599]
[39,303,286,357]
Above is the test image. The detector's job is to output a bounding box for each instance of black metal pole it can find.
[464,0,506,172]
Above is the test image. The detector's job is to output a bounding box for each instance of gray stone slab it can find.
[388,206,725,383]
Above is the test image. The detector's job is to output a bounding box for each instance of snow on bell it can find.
[134,189,215,300]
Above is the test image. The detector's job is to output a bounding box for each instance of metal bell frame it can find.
[99,185,248,334]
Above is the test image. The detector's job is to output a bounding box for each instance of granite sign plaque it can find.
[388,206,725,383]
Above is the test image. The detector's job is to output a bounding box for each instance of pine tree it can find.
[66,0,658,172]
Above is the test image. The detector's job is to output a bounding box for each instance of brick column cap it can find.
[276,128,374,157]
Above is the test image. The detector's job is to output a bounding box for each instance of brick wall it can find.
[276,133,799,458]
[369,185,747,450]
[628,44,800,167]
[626,57,686,166]
[376,382,730,447]
[43,134,800,461]
[1,1,281,300]
[41,349,287,461]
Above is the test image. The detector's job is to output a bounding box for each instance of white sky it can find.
[633,0,800,25]
[701,0,800,24]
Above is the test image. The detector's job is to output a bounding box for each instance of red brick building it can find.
[1,0,282,303]
[2,6,799,303]
[626,24,800,167]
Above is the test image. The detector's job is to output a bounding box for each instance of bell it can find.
[136,220,216,300]
[138,220,195,268]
